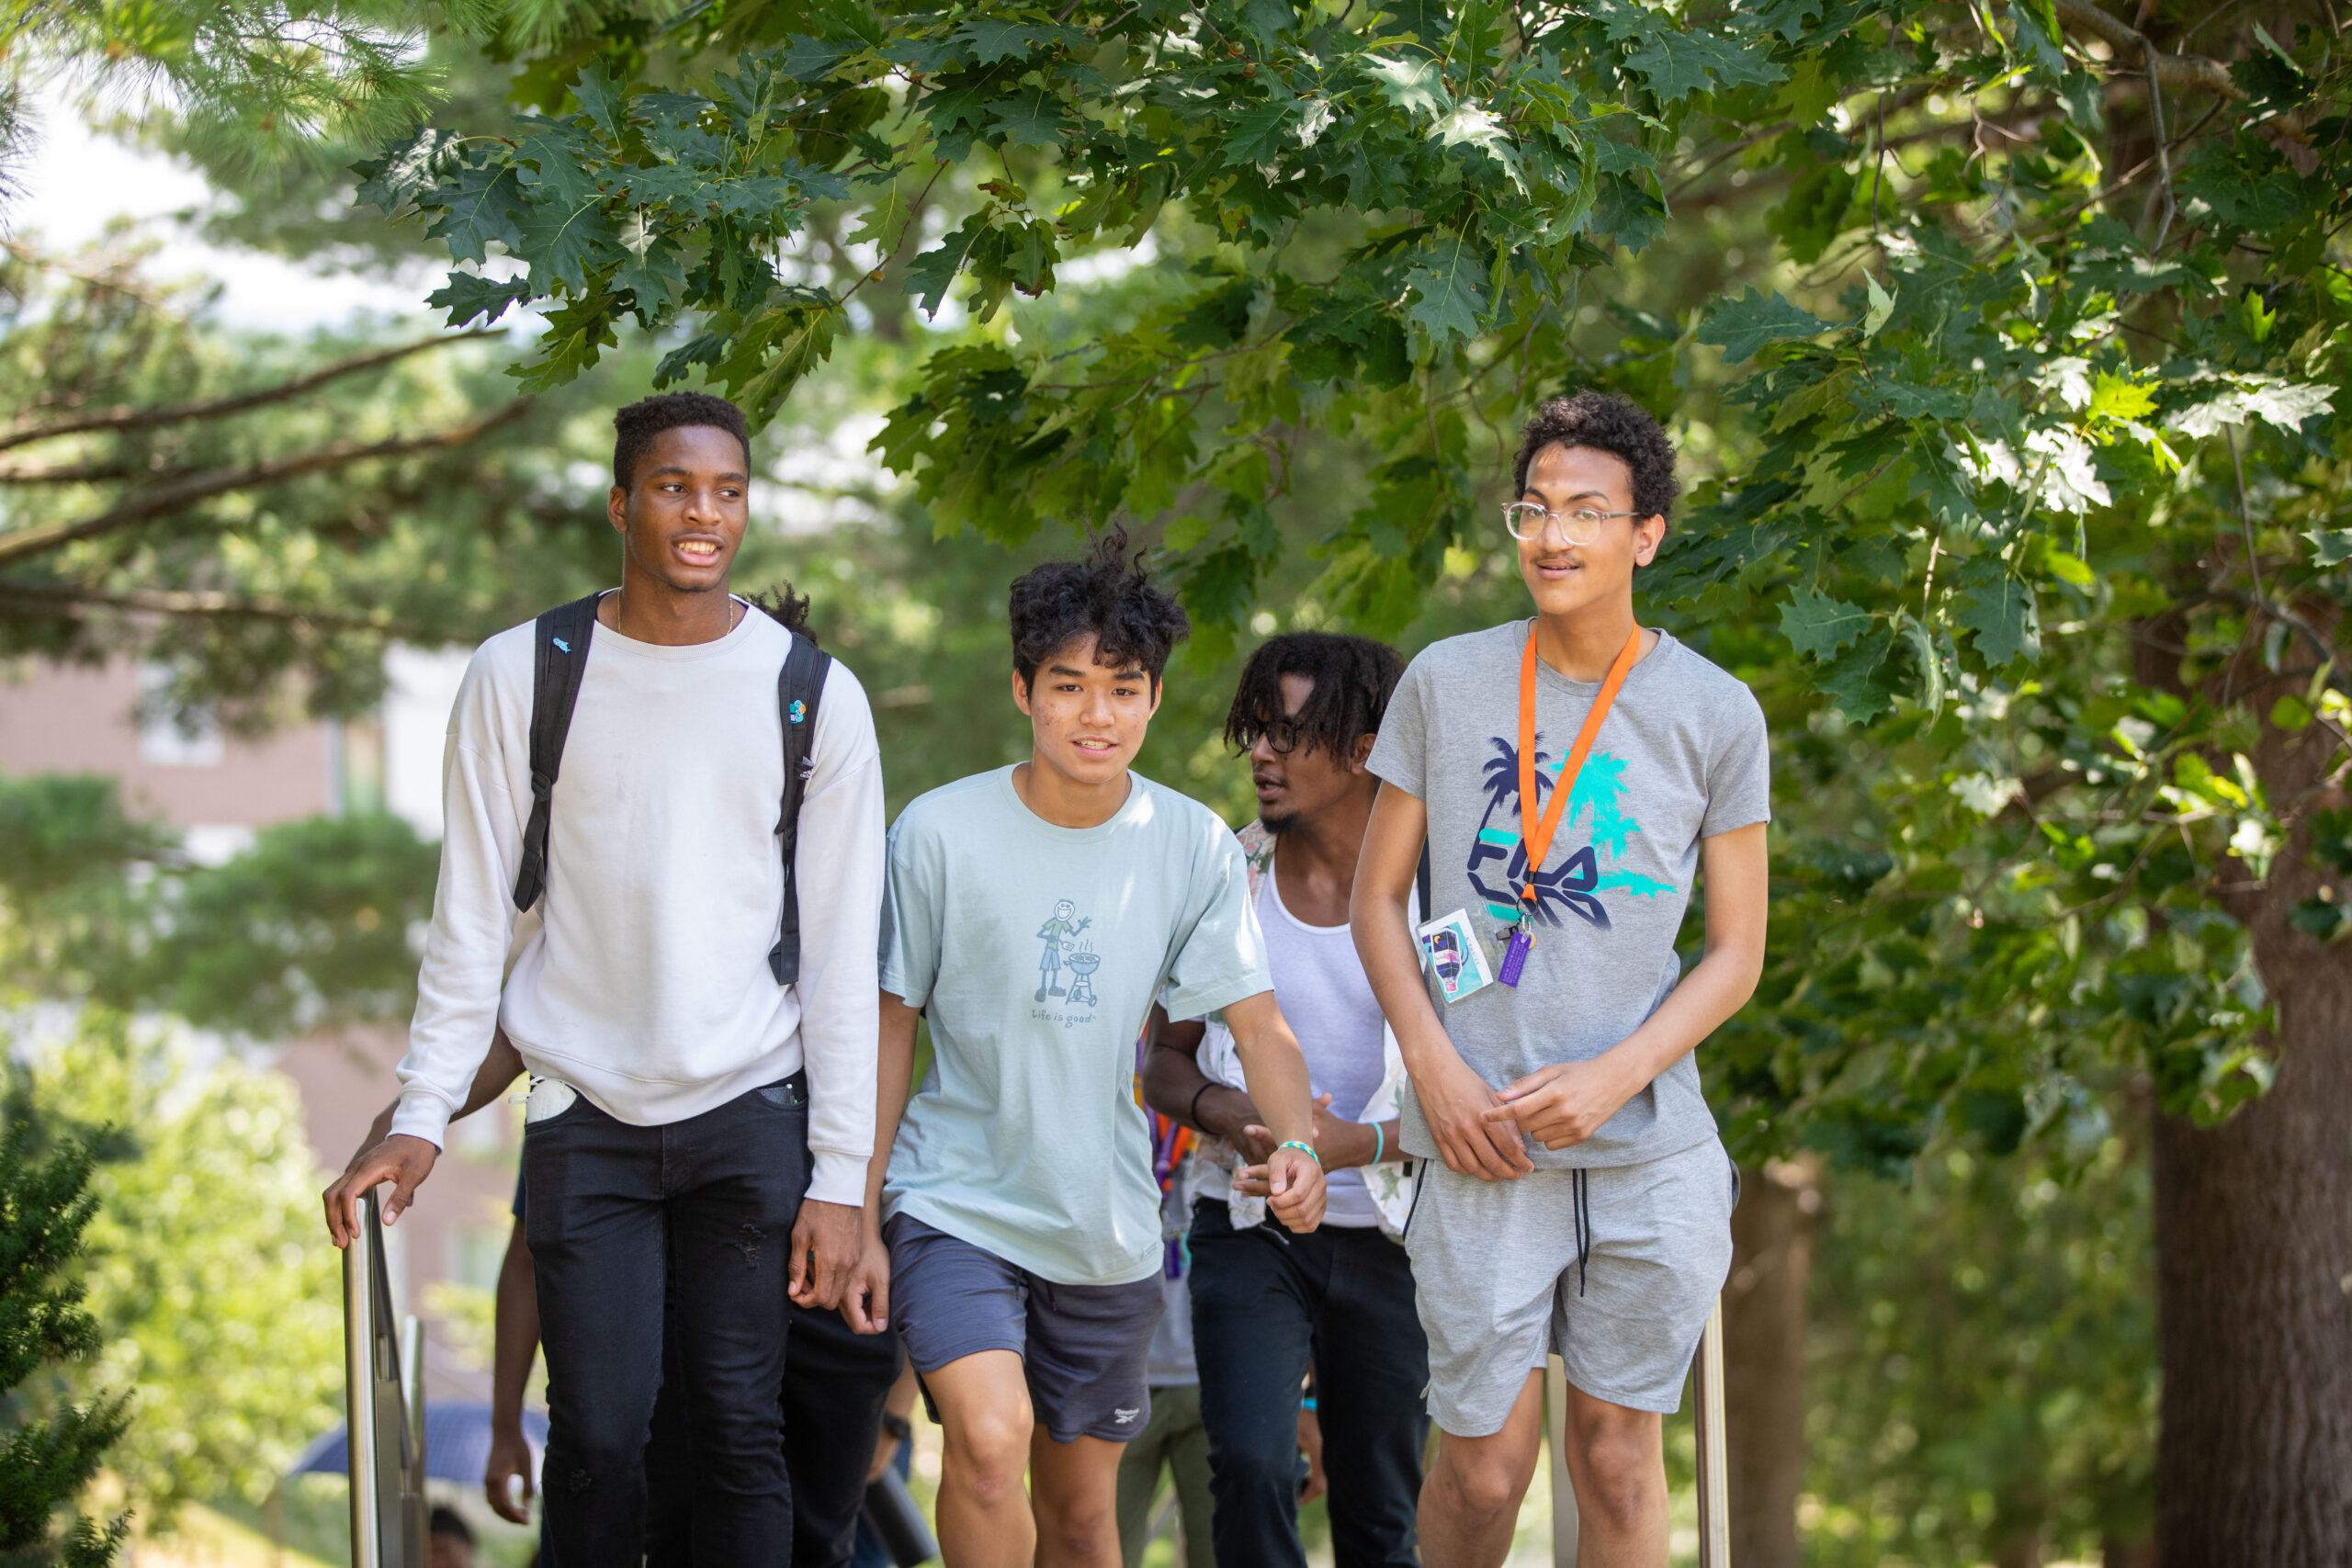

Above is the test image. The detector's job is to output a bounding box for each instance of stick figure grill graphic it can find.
[1034,898,1092,1001]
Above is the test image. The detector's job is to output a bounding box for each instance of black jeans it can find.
[1189,1199,1430,1568]
[525,1077,810,1568]
[646,1302,905,1568]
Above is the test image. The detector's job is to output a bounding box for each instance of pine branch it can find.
[0,330,507,455]
[0,401,532,569]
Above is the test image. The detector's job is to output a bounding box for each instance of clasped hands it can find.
[1411,1047,1638,1181]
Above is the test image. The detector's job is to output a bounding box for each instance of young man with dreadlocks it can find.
[1142,632,1432,1568]
[1351,391,1770,1568]
[842,531,1326,1568]
[326,391,887,1567]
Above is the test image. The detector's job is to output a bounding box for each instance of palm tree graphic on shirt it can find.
[1467,737,1674,930]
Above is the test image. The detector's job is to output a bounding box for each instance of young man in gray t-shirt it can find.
[1352,391,1770,1568]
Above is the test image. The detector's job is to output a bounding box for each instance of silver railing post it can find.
[1693,1293,1731,1568]
[342,1195,382,1568]
[400,1312,428,1562]
[1546,1294,1731,1568]
[344,1190,429,1567]
[1544,1356,1578,1568]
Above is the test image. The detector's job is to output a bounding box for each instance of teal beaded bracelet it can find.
[1278,1138,1322,1167]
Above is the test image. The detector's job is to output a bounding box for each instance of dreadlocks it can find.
[1224,632,1405,760]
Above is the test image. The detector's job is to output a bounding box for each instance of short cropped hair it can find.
[1007,526,1190,689]
[1225,632,1404,759]
[1511,390,1679,526]
[612,391,752,490]
[428,1506,473,1544]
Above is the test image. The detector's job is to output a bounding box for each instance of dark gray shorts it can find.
[885,1212,1164,1444]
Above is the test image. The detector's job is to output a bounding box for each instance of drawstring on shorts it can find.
[1572,1168,1592,1296]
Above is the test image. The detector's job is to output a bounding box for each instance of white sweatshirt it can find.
[389,602,885,1207]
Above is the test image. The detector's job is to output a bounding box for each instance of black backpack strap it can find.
[768,633,833,985]
[512,593,605,912]
[1416,840,1432,924]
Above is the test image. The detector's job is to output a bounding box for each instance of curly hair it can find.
[1510,390,1680,526]
[1008,526,1191,689]
[612,391,752,490]
[1224,632,1404,760]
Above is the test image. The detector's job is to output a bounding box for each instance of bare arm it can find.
[325,1030,529,1244]
[840,988,921,1334]
[1219,990,1326,1232]
[484,1219,539,1523]
[1485,821,1769,1149]
[345,1031,526,1172]
[1139,1010,1277,1160]
[1350,784,1533,1182]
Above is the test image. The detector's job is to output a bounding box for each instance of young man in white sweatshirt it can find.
[325,391,886,1568]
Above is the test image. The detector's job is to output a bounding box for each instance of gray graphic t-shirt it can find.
[1366,623,1770,1168]
[879,766,1272,1284]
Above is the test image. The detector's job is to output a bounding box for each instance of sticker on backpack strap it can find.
[1418,908,1496,1004]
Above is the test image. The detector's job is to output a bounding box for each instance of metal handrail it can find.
[1550,1292,1731,1568]
[344,1190,429,1568]
[1693,1295,1731,1567]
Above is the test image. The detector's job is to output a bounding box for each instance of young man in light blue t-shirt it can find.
[844,531,1327,1568]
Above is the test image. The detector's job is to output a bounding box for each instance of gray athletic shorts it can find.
[1403,1136,1736,1435]
[885,1212,1165,1444]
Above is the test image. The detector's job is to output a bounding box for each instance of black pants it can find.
[1189,1199,1430,1568]
[525,1077,810,1568]
[646,1303,905,1568]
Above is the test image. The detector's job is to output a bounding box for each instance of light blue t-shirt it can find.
[879,766,1272,1285]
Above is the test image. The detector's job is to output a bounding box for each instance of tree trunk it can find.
[2154,703,2352,1565]
[1724,1157,1816,1568]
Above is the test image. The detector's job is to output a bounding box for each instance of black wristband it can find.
[1187,1081,1216,1133]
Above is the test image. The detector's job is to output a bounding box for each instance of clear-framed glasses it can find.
[1500,502,1639,545]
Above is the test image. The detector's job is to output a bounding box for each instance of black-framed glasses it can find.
[1501,502,1639,545]
[1240,716,1303,754]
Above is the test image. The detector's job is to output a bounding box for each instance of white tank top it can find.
[1258,860,1388,1227]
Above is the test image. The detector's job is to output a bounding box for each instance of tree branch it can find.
[0,401,533,569]
[0,330,507,455]
[0,459,204,485]
[0,579,426,637]
[2049,0,2242,102]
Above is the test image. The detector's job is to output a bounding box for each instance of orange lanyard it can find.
[1514,622,1644,917]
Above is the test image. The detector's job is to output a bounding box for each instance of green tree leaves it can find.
[1699,288,1834,363]
[1779,588,1871,660]
[1403,234,1490,351]
[1953,575,2041,668]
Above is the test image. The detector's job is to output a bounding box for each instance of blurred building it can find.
[0,648,497,1404]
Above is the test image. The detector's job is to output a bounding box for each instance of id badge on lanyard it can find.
[1494,623,1644,987]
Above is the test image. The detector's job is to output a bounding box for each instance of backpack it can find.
[507,591,832,986]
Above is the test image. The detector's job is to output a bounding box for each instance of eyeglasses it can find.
[1501,502,1640,545]
[1242,716,1303,754]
